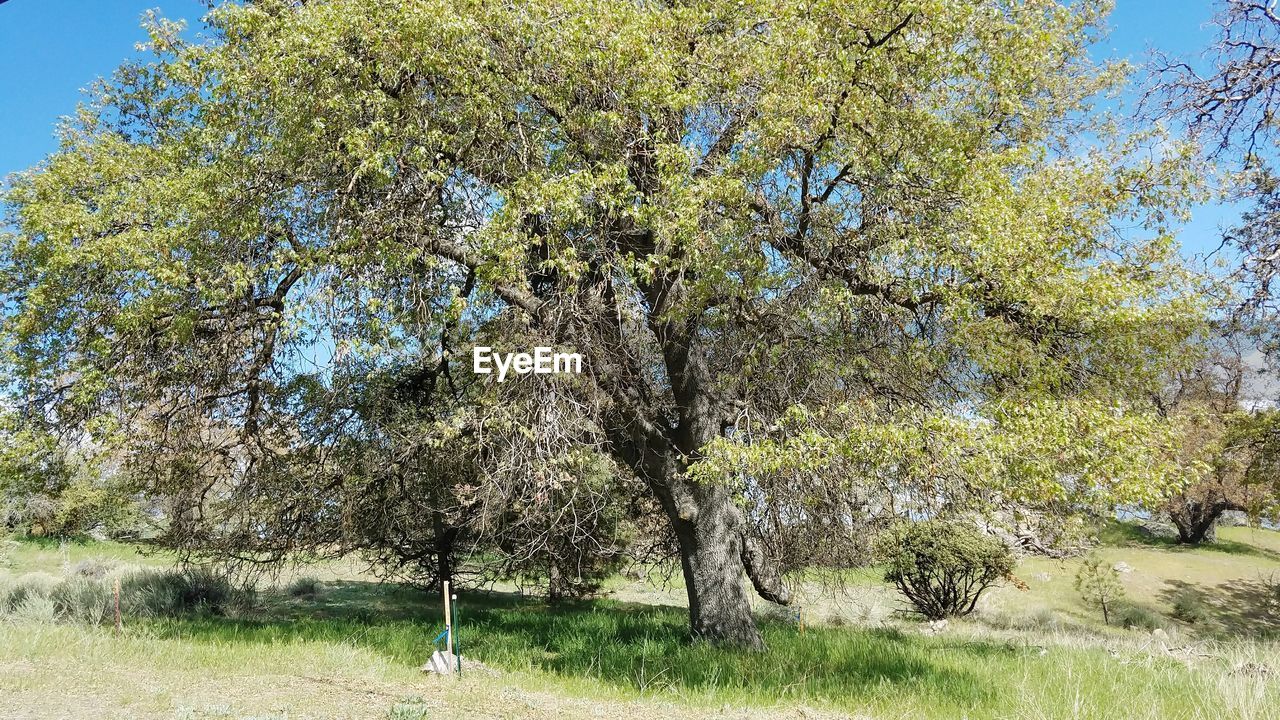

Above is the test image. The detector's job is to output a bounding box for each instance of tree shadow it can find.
[1159,578,1280,639]
[141,580,1017,712]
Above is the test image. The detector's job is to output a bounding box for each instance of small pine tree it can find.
[1074,554,1125,624]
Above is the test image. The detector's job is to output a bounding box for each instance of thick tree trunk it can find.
[607,422,786,649]
[1174,514,1219,544]
[1169,500,1227,545]
[669,484,766,650]
[595,271,791,648]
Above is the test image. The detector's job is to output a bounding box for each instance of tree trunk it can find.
[1170,501,1225,545]
[432,511,456,593]
[669,483,766,650]
[1175,515,1219,544]
[608,422,784,649]
[597,283,790,649]
[548,559,564,602]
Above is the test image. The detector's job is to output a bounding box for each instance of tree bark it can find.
[1169,500,1230,545]
[741,534,792,606]
[668,483,767,650]
[432,511,457,593]
[609,423,783,650]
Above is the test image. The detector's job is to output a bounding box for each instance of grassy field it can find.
[2,524,1280,719]
[966,524,1280,640]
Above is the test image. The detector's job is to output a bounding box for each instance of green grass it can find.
[1098,521,1280,561]
[89,581,1269,719]
[455,597,1196,715]
[5,526,1280,719]
[0,535,170,575]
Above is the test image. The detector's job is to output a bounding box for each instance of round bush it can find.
[874,519,1016,620]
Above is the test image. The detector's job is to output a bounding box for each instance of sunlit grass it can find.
[5,524,1280,718]
[92,583,1273,719]
[0,535,170,576]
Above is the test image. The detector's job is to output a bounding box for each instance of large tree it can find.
[2,0,1201,648]
[1153,0,1280,328]
[1154,337,1280,543]
[1147,0,1280,542]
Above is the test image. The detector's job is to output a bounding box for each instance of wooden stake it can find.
[442,580,453,657]
[113,577,122,634]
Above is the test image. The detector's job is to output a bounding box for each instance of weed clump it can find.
[68,557,114,579]
[0,566,254,625]
[0,572,58,613]
[1171,590,1210,624]
[51,576,112,625]
[386,696,431,720]
[1116,604,1167,631]
[285,576,323,599]
[122,567,254,618]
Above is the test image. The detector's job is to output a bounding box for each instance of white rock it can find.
[421,650,460,675]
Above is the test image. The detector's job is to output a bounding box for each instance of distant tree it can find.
[2,0,1204,648]
[1074,554,1126,624]
[1149,0,1280,535]
[0,414,139,539]
[1151,333,1280,543]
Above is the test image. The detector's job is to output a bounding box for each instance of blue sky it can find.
[0,1,208,172]
[0,0,1242,259]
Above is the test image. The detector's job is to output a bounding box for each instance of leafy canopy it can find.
[0,0,1207,559]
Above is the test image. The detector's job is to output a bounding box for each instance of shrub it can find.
[2,567,257,624]
[1031,607,1058,630]
[285,576,322,599]
[121,567,253,617]
[11,593,57,623]
[50,576,113,625]
[1074,554,1125,624]
[1171,589,1210,624]
[69,557,115,580]
[874,519,1016,620]
[0,573,58,613]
